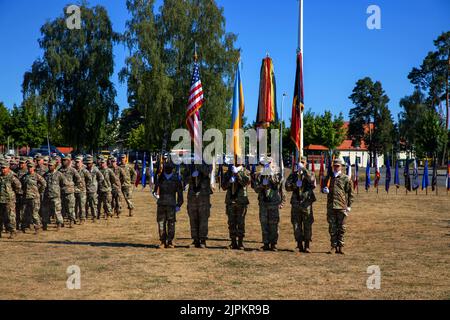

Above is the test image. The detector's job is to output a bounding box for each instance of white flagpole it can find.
[298,0,304,157]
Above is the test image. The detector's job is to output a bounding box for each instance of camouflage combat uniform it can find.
[86,164,104,221]
[185,164,213,247]
[0,164,22,238]
[285,167,317,252]
[21,170,47,232]
[221,168,250,249]
[155,170,184,246]
[75,166,91,222]
[120,161,137,215]
[59,165,82,224]
[253,173,285,250]
[36,164,48,177]
[98,166,116,219]
[43,168,67,227]
[110,165,125,217]
[326,173,353,249]
[14,164,28,230]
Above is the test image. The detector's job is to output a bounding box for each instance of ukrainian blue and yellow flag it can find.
[231,62,245,162]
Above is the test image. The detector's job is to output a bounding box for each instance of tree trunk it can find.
[442,53,449,166]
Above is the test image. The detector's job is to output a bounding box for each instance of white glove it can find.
[298,162,304,169]
[175,206,181,213]
[296,180,303,188]
[232,166,239,174]
[230,176,236,183]
[347,207,351,212]
[192,170,199,178]
[345,207,351,216]
[263,178,269,186]
[322,187,330,194]
[152,192,160,200]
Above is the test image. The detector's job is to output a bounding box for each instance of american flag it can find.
[186,61,204,153]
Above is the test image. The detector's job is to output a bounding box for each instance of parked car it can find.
[29,147,65,158]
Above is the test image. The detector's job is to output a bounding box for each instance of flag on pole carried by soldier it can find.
[345,157,352,180]
[231,60,245,163]
[374,157,381,189]
[149,155,154,190]
[446,159,450,191]
[134,152,141,188]
[290,52,304,154]
[256,56,277,130]
[186,53,204,157]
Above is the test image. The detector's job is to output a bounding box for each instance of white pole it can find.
[299,0,304,157]
[281,93,286,177]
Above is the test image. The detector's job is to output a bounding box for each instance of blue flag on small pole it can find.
[365,158,371,191]
[142,152,147,188]
[385,156,391,193]
[422,159,429,194]
[394,159,400,194]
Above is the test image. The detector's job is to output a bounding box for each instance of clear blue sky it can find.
[0,0,449,125]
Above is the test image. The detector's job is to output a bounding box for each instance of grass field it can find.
[0,187,449,300]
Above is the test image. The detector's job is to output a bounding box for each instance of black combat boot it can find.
[297,242,304,253]
[270,243,278,252]
[304,241,311,253]
[337,246,345,255]
[237,238,245,250]
[229,238,238,250]
[261,243,270,251]
[128,209,133,217]
[167,241,175,249]
[9,231,16,239]
[158,240,166,249]
[200,239,207,249]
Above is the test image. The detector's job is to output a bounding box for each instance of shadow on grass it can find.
[177,237,262,244]
[12,240,159,249]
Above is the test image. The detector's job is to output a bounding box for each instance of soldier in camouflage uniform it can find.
[34,154,48,177]
[21,162,47,234]
[154,161,184,249]
[59,155,82,227]
[109,157,125,218]
[85,155,104,222]
[322,158,354,254]
[184,164,213,248]
[98,158,116,219]
[285,156,317,253]
[221,164,250,250]
[252,160,285,251]
[74,156,91,224]
[14,157,28,230]
[0,160,22,239]
[42,161,67,230]
[119,154,137,217]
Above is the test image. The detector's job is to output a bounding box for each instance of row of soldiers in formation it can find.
[0,153,354,254]
[0,153,137,237]
[153,156,354,253]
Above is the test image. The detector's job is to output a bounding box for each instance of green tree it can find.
[127,124,147,151]
[22,4,119,152]
[120,0,239,151]
[0,102,11,146]
[348,77,394,161]
[303,110,346,151]
[9,98,47,148]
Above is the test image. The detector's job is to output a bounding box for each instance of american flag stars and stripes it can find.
[186,61,205,159]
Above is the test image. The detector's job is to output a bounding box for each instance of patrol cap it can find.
[34,153,43,161]
[62,154,72,161]
[48,160,57,167]
[85,155,94,164]
[0,160,9,168]
[75,156,84,162]
[27,162,36,168]
[120,154,127,159]
[19,157,27,164]
[43,156,50,162]
[108,156,117,162]
[333,158,343,166]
